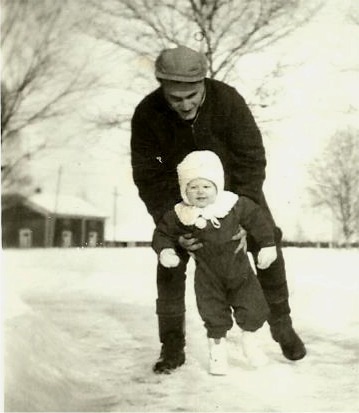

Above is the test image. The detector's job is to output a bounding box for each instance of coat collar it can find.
[174,191,238,229]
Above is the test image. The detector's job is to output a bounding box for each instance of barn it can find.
[2,193,107,248]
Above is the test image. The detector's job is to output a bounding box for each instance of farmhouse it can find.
[2,193,107,248]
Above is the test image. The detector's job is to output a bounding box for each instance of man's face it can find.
[162,80,205,121]
[186,178,217,208]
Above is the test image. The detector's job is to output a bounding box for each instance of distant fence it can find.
[103,240,359,249]
[282,241,359,248]
[104,241,152,248]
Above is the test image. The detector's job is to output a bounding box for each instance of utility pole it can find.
[51,165,63,246]
[113,187,119,244]
[54,165,63,213]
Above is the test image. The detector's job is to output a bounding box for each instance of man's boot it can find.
[153,315,186,374]
[269,314,306,361]
[255,239,307,362]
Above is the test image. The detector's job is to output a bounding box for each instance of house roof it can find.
[2,193,107,219]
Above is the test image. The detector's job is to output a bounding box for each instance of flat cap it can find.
[155,46,208,82]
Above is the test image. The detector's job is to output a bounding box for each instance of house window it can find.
[19,228,32,248]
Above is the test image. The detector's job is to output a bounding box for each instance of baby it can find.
[152,150,277,375]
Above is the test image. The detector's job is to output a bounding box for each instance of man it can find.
[131,45,306,374]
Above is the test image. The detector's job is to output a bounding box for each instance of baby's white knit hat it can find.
[177,150,224,204]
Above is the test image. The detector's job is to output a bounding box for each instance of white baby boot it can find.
[241,331,268,367]
[208,338,228,375]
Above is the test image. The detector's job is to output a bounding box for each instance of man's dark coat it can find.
[131,78,267,224]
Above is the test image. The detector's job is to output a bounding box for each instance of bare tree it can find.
[89,0,319,79]
[307,128,359,246]
[1,0,98,190]
[83,0,322,127]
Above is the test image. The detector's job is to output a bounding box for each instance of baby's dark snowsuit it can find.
[152,195,275,339]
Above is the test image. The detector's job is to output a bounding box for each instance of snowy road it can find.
[3,247,359,412]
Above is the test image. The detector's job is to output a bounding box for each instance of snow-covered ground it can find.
[2,247,359,412]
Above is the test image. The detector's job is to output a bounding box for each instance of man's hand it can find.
[178,233,203,252]
[231,225,247,254]
[257,246,277,269]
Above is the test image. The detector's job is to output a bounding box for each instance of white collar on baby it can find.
[174,191,238,229]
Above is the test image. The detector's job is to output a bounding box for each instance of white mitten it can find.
[159,248,180,268]
[257,246,277,269]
